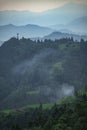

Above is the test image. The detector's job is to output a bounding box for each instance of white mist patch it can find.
[61,84,74,96]
[39,84,75,103]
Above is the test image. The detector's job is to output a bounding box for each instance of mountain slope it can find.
[0,38,87,109]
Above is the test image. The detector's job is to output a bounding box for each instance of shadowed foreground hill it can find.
[0,37,87,109]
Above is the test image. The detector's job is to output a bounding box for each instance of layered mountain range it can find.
[0,15,87,41]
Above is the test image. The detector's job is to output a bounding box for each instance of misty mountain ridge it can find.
[0,15,87,41]
[67,16,87,34]
[50,16,87,35]
[0,24,54,41]
[43,31,87,41]
[0,3,87,26]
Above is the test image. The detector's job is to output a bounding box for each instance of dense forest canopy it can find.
[0,37,87,109]
[0,91,87,130]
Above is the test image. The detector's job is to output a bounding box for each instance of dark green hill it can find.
[0,37,87,109]
[0,93,87,130]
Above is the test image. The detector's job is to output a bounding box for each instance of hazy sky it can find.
[0,0,87,12]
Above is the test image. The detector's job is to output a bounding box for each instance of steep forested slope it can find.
[0,37,87,109]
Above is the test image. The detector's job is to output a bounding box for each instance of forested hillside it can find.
[0,37,87,109]
[0,92,87,130]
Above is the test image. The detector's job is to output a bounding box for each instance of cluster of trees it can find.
[0,91,87,130]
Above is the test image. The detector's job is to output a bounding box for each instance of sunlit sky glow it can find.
[0,0,87,12]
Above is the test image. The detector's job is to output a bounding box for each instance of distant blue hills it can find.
[0,15,87,41]
[0,2,87,41]
[0,24,54,41]
[0,3,87,26]
[50,16,87,34]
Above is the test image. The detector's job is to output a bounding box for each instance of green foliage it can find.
[0,94,87,130]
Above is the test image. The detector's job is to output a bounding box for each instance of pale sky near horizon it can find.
[0,0,87,12]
